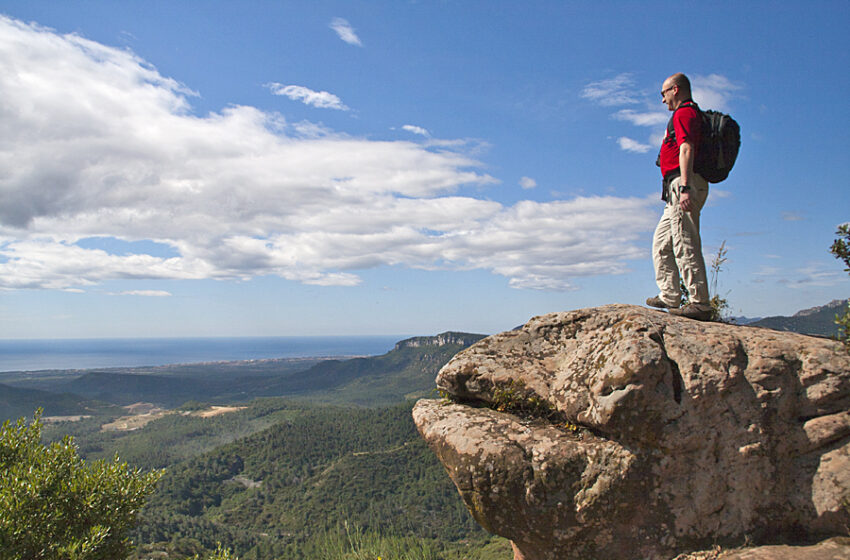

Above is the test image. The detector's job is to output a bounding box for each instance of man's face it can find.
[660,81,677,111]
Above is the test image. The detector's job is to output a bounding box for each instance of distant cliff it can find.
[394,332,486,351]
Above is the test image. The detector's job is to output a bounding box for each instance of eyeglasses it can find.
[660,85,677,98]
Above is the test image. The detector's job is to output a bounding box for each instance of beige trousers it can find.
[652,174,710,310]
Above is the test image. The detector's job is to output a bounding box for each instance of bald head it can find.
[661,73,693,110]
[667,73,692,96]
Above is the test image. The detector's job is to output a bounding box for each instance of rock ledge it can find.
[413,304,850,560]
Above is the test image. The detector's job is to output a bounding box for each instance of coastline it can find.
[0,335,403,373]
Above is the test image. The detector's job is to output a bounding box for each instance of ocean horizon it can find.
[0,335,406,373]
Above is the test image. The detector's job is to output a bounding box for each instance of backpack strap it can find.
[665,100,701,143]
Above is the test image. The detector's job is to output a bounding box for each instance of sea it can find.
[0,336,404,373]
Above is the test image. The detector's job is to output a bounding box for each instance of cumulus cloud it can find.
[0,16,657,292]
[113,290,172,297]
[617,137,652,153]
[330,17,362,46]
[267,83,349,110]
[519,177,537,190]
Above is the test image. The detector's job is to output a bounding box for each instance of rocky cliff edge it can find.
[412,304,850,560]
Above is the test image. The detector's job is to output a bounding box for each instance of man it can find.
[646,72,712,321]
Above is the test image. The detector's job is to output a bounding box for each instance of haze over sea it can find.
[0,336,403,373]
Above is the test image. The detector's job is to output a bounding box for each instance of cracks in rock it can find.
[646,322,684,406]
[442,391,607,443]
[670,360,684,405]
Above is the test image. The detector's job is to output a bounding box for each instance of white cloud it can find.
[783,212,804,221]
[692,74,742,112]
[587,72,743,162]
[443,197,657,290]
[423,137,491,157]
[291,120,335,138]
[113,290,172,297]
[613,109,668,127]
[402,124,430,137]
[330,17,362,47]
[617,137,652,153]
[580,73,639,106]
[519,177,537,190]
[267,83,349,111]
[0,16,658,293]
[755,261,847,289]
[648,129,666,148]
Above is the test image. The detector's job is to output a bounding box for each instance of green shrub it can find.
[0,410,162,560]
[298,522,511,560]
[189,543,237,560]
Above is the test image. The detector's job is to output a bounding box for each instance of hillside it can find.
[130,401,487,559]
[0,382,111,421]
[268,331,486,405]
[747,299,848,336]
[21,332,494,558]
[0,358,326,421]
[59,332,482,407]
[0,332,485,420]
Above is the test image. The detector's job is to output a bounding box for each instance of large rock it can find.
[412,304,850,560]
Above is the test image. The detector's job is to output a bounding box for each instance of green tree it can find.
[830,223,850,351]
[0,410,162,560]
[190,544,237,560]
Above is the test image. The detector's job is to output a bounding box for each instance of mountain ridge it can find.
[746,298,847,336]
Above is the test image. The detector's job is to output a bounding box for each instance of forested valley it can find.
[2,333,513,559]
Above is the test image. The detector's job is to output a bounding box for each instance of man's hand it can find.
[679,191,692,212]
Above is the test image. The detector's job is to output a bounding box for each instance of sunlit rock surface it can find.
[413,304,850,560]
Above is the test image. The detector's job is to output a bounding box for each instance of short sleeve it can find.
[673,107,701,147]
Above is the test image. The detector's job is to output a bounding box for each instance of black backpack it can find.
[663,102,741,183]
[695,109,741,183]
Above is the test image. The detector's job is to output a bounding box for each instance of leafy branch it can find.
[830,223,850,352]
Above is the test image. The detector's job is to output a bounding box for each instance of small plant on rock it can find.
[679,240,733,322]
[708,240,733,322]
[491,379,566,424]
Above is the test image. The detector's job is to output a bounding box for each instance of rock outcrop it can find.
[412,304,850,560]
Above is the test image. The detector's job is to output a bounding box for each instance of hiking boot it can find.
[646,296,678,310]
[668,304,712,321]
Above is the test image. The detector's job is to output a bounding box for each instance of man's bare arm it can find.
[678,139,695,211]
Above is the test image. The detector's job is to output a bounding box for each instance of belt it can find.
[661,169,681,202]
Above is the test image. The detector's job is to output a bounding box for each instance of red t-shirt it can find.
[658,102,701,177]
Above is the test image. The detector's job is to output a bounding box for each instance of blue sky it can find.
[0,1,847,338]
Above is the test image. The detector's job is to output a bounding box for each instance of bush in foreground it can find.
[0,410,162,560]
